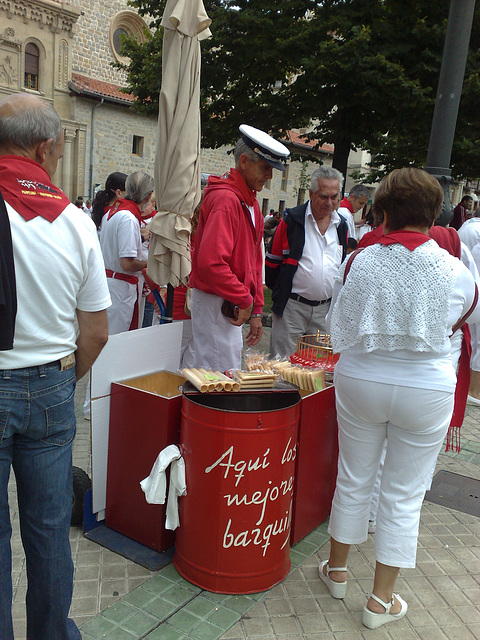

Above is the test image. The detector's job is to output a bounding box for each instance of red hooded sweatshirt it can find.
[189,169,264,313]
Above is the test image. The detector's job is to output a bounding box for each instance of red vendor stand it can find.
[106,371,185,552]
[288,334,339,545]
[290,385,338,545]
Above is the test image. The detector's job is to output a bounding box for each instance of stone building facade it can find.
[0,0,363,211]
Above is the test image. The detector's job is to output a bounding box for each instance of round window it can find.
[110,11,148,63]
[113,28,128,56]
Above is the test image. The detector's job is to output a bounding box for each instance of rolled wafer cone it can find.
[193,368,216,392]
[182,368,210,392]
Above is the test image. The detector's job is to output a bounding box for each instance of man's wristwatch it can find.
[250,313,263,319]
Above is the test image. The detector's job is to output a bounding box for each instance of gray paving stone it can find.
[269,614,302,635]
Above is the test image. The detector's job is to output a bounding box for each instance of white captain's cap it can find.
[239,124,290,171]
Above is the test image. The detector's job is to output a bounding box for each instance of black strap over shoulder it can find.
[0,188,17,350]
[336,214,348,261]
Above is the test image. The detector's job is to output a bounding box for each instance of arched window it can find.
[110,11,148,63]
[25,43,39,91]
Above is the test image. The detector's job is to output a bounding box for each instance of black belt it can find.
[289,293,331,307]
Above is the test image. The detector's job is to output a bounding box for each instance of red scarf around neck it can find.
[376,229,431,250]
[208,168,257,207]
[0,155,71,222]
[357,224,384,248]
[339,197,354,214]
[108,198,143,224]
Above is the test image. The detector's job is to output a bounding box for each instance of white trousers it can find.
[270,297,330,358]
[187,289,243,371]
[329,373,453,568]
[106,279,137,335]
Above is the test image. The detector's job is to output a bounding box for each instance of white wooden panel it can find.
[91,395,111,514]
[91,323,182,399]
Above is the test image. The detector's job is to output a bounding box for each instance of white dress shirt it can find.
[291,203,344,301]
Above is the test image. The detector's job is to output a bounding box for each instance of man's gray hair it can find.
[234,139,260,166]
[349,184,370,199]
[310,167,344,192]
[0,98,62,151]
[125,171,154,205]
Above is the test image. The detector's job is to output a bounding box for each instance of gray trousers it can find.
[270,297,330,358]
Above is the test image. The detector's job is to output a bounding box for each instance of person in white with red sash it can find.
[337,183,370,240]
[100,171,154,334]
[0,93,110,640]
[321,168,480,630]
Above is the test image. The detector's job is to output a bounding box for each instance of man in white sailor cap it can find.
[186,124,289,371]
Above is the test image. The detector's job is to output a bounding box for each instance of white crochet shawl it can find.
[330,241,460,354]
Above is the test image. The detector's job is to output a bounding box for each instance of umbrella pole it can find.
[164,283,174,324]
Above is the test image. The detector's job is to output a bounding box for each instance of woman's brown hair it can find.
[373,168,443,231]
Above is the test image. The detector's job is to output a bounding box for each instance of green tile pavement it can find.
[80,523,330,640]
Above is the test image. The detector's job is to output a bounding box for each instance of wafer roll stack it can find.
[182,368,240,392]
[235,370,278,389]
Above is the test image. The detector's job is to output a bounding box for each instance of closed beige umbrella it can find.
[147,0,211,288]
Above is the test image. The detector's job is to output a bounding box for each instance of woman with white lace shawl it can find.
[320,168,480,630]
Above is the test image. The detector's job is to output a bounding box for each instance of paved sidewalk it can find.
[7,328,480,640]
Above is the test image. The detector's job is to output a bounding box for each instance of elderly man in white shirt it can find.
[266,167,348,358]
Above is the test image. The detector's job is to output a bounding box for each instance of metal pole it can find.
[424,0,476,226]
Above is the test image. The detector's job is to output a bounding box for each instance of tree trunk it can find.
[332,135,351,195]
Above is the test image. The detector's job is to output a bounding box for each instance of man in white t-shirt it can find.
[0,93,110,640]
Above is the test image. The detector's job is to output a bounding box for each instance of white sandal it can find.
[362,592,408,629]
[318,560,347,599]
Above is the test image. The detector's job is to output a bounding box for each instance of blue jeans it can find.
[0,362,81,640]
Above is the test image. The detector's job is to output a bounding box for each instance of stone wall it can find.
[68,0,130,85]
[73,96,157,198]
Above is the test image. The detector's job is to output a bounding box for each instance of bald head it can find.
[0,94,64,177]
[0,93,62,153]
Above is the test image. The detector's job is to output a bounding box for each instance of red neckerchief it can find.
[376,229,430,250]
[357,224,383,248]
[429,226,461,259]
[108,198,142,225]
[0,155,71,222]
[339,197,354,214]
[142,209,156,221]
[208,168,256,207]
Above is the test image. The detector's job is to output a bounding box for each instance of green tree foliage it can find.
[359,2,480,182]
[117,0,480,181]
[116,0,314,142]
